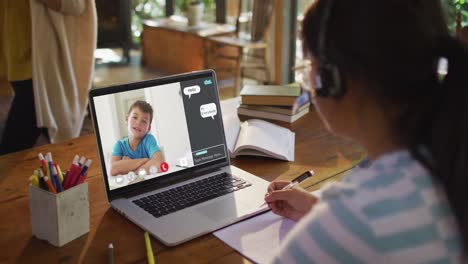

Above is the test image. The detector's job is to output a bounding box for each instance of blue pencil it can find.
[52,166,63,192]
[46,153,58,190]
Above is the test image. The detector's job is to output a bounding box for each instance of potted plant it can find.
[185,0,204,26]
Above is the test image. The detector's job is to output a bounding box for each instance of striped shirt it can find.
[271,150,462,263]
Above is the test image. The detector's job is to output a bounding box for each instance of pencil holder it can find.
[28,182,90,247]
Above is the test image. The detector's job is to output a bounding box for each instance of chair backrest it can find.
[234,0,274,42]
[250,0,274,41]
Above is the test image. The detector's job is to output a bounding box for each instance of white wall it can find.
[93,95,119,172]
[146,83,194,168]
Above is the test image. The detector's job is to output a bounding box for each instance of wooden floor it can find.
[0,48,237,144]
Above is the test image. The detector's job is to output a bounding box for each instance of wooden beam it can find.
[166,0,174,17]
[273,0,296,85]
[274,0,284,85]
[215,0,226,23]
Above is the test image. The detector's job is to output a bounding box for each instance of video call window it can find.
[93,77,226,190]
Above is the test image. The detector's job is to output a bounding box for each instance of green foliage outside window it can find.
[442,0,468,32]
[131,0,166,44]
[130,0,215,44]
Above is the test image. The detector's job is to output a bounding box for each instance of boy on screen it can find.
[110,100,165,176]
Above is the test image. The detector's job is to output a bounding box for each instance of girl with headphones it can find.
[264,0,467,262]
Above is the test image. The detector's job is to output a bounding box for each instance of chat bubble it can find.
[183,85,200,99]
[200,103,217,120]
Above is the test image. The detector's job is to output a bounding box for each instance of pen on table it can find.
[144,232,155,264]
[108,243,114,264]
[261,170,315,207]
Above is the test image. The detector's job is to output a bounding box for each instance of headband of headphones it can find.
[315,0,346,98]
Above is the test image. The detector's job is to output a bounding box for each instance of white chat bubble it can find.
[200,103,217,120]
[183,85,201,99]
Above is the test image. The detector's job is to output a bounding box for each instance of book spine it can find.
[238,108,292,123]
[241,96,296,107]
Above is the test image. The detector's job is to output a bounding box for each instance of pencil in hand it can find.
[261,170,315,207]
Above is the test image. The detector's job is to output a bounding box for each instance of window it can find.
[132,0,166,42]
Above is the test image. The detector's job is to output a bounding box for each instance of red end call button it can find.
[160,162,169,172]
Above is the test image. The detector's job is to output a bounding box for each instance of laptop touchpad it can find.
[196,197,249,222]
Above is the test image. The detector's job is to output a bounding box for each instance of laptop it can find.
[89,70,270,246]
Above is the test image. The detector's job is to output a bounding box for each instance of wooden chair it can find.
[206,0,275,95]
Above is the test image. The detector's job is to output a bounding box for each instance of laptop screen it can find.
[89,71,228,194]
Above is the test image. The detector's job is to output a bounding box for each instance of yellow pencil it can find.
[45,160,50,177]
[144,232,155,264]
[56,164,64,183]
[29,175,39,187]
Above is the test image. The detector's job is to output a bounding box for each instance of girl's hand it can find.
[264,181,319,221]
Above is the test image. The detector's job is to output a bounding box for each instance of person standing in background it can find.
[0,0,38,154]
[0,0,96,155]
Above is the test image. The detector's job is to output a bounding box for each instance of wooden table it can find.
[0,107,366,263]
[141,16,235,74]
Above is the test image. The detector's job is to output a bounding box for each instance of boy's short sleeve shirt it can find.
[112,133,160,159]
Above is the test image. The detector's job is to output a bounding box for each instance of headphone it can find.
[315,0,346,98]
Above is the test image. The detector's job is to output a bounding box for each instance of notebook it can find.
[223,117,295,161]
[88,70,270,246]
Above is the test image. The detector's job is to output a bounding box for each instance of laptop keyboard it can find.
[132,172,252,218]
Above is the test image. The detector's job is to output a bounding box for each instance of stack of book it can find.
[238,83,310,123]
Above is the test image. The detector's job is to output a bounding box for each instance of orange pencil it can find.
[43,176,57,194]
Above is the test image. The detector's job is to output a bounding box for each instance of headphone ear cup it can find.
[316,63,345,97]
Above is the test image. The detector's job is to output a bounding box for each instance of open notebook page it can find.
[213,189,322,263]
[234,119,294,161]
[222,113,241,154]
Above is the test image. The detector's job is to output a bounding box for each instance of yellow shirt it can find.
[0,0,32,81]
